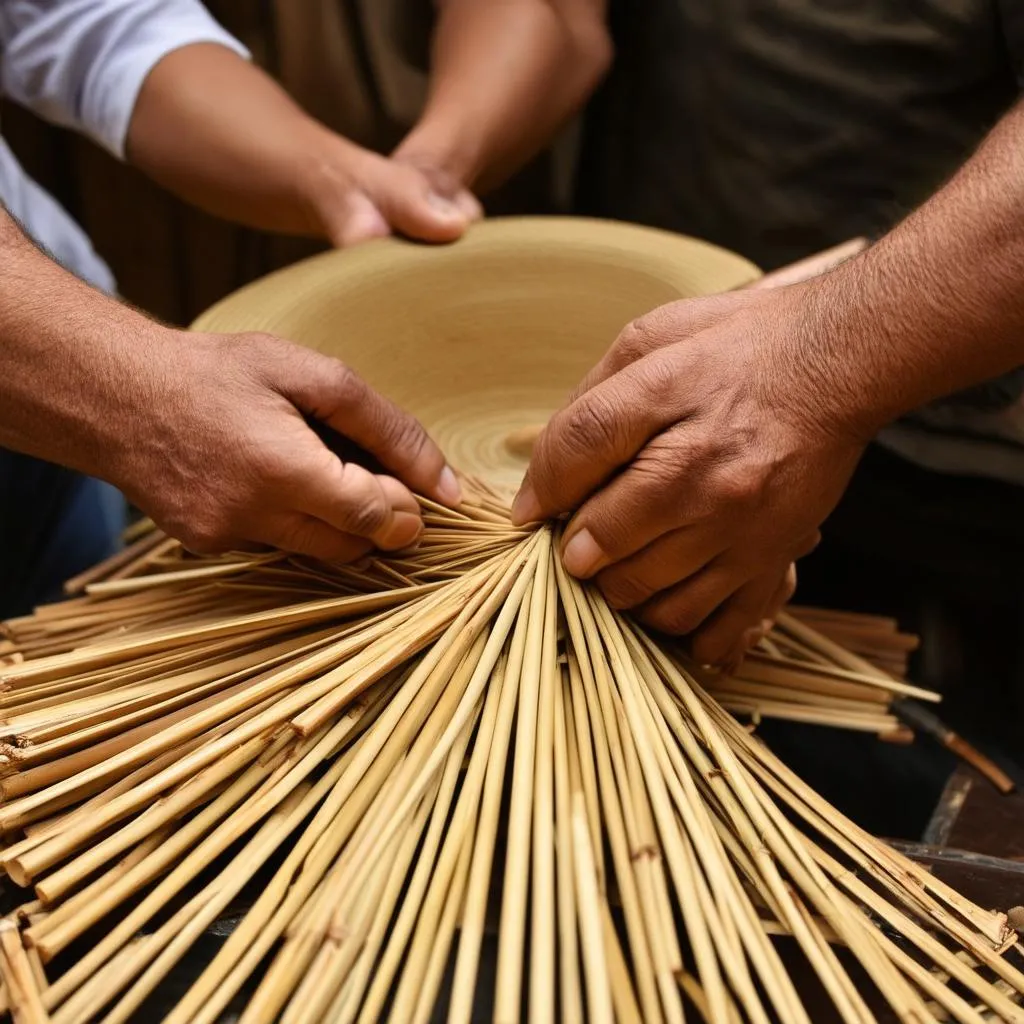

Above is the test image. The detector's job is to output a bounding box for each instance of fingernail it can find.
[427,192,461,219]
[562,529,607,579]
[760,618,774,635]
[376,511,423,550]
[510,486,541,526]
[436,466,462,506]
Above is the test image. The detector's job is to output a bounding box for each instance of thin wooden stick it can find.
[553,670,583,1024]
[0,509,1018,1024]
[0,921,48,1024]
[572,793,613,1024]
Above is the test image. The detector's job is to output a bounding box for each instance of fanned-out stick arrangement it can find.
[695,607,928,739]
[0,487,1020,1023]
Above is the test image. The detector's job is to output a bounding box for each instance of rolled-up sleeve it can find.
[0,0,250,159]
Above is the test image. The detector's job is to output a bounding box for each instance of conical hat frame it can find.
[193,216,761,490]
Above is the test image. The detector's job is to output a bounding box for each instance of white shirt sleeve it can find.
[0,0,250,160]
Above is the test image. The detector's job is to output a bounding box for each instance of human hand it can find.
[304,137,482,248]
[512,284,873,665]
[391,146,483,222]
[108,328,461,562]
[126,43,480,250]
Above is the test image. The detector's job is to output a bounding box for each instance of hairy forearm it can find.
[125,43,350,238]
[0,211,165,478]
[398,0,610,190]
[803,100,1024,438]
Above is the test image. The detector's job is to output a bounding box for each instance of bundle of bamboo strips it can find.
[783,606,920,680]
[0,486,1019,1023]
[697,608,929,738]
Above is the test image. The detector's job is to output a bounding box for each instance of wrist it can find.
[91,323,189,492]
[0,244,170,485]
[772,275,898,447]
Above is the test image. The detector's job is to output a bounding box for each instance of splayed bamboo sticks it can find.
[0,490,1020,1023]
[693,607,931,738]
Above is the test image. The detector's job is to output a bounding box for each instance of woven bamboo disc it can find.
[193,216,760,491]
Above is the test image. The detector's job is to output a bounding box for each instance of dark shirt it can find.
[574,0,1024,477]
[577,0,1023,269]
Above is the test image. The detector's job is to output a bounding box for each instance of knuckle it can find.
[276,518,364,563]
[310,358,367,417]
[342,492,390,538]
[612,319,655,367]
[718,460,765,508]
[631,443,685,491]
[643,597,707,638]
[275,517,322,555]
[633,353,680,406]
[598,568,654,610]
[529,396,626,504]
[331,360,364,401]
[692,626,736,667]
[559,393,625,461]
[378,406,429,460]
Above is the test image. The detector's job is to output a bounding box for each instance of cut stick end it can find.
[5,860,33,890]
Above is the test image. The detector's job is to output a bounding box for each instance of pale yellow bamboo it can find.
[571,794,613,1024]
[552,669,583,1024]
[0,921,48,1024]
[529,560,559,1024]
[494,536,550,1022]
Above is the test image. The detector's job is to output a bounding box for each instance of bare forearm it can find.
[0,210,164,478]
[125,43,350,239]
[803,101,1024,438]
[397,0,610,190]
[0,207,458,559]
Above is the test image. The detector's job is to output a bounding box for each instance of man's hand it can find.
[127,44,480,249]
[512,286,869,665]
[305,142,482,249]
[110,329,461,561]
[0,207,462,569]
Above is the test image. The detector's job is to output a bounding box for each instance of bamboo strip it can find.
[572,794,613,1024]
[0,506,1017,1024]
[0,922,48,1024]
[552,669,583,1024]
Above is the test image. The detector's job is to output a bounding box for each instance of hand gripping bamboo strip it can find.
[0,500,1018,1023]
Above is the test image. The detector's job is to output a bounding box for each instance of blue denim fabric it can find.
[0,449,125,617]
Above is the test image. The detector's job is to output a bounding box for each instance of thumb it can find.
[323,190,391,248]
[249,335,463,507]
[368,162,470,244]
